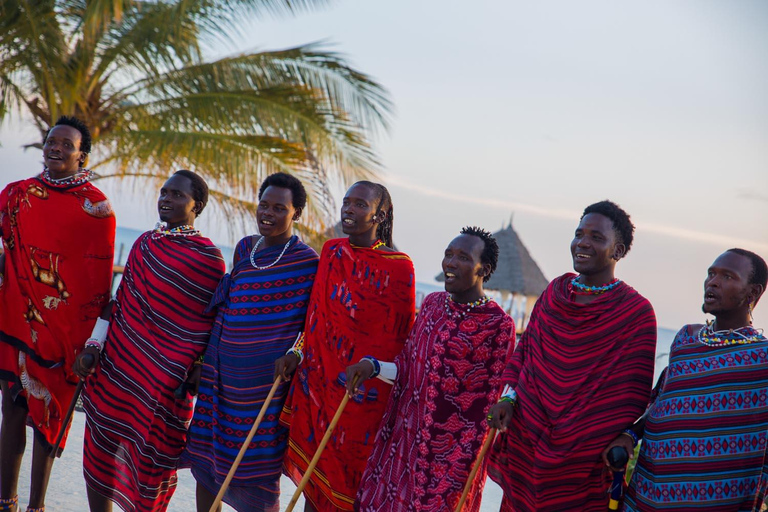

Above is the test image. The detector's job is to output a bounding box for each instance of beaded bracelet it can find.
[498,396,517,405]
[362,356,381,378]
[193,354,205,366]
[621,428,639,448]
[84,338,105,353]
[287,348,304,365]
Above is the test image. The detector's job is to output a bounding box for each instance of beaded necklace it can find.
[41,168,93,187]
[696,320,765,347]
[250,235,292,270]
[350,239,385,250]
[571,276,621,295]
[444,293,491,320]
[151,223,201,239]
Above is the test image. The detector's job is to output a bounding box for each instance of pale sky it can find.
[1,0,767,329]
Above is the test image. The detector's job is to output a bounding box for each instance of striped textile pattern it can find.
[82,231,225,512]
[489,273,657,512]
[181,235,318,511]
[624,324,768,512]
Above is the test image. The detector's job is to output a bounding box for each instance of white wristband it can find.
[501,384,517,401]
[378,361,398,381]
[90,318,109,343]
[85,318,109,352]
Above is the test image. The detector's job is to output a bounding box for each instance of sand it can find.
[11,411,504,511]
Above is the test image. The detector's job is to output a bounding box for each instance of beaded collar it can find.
[151,222,201,239]
[571,276,621,295]
[40,168,93,188]
[350,239,385,250]
[696,320,765,347]
[444,293,491,320]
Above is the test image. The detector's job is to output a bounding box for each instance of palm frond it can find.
[3,0,390,234]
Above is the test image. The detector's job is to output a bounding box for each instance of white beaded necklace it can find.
[444,293,491,320]
[250,236,292,270]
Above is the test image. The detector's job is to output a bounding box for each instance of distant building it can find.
[437,222,548,333]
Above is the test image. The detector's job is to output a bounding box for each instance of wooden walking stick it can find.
[50,353,94,458]
[285,377,358,512]
[453,428,497,512]
[209,376,283,512]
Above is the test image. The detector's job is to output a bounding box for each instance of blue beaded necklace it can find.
[571,276,621,295]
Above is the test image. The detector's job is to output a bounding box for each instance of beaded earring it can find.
[749,300,755,324]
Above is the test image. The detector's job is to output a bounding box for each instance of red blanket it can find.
[281,238,416,511]
[489,273,657,511]
[0,176,115,450]
[82,231,225,511]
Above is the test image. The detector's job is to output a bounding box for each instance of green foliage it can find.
[0,0,391,233]
[625,441,641,483]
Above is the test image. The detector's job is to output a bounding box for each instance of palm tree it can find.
[0,0,391,237]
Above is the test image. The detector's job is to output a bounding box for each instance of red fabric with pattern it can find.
[82,231,225,511]
[280,238,416,511]
[488,273,657,511]
[356,292,514,512]
[0,176,115,450]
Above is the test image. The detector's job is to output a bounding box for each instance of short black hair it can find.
[45,116,92,154]
[726,248,768,290]
[581,200,635,254]
[258,172,308,210]
[460,226,499,282]
[353,181,395,249]
[173,170,209,216]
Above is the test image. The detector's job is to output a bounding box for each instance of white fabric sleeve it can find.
[90,318,109,342]
[501,384,518,401]
[377,361,398,382]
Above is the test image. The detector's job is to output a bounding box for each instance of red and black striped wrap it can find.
[489,273,657,512]
[82,230,225,512]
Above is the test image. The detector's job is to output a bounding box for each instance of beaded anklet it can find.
[0,496,18,512]
[26,508,44,512]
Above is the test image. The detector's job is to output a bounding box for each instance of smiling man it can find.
[487,200,657,512]
[606,248,768,512]
[0,116,115,512]
[345,226,514,512]
[278,181,416,512]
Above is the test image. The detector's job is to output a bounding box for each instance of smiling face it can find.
[442,234,489,302]
[257,186,298,240]
[703,251,757,316]
[157,174,198,228]
[340,183,380,238]
[43,125,86,176]
[570,213,626,281]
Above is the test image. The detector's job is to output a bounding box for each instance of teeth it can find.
[261,220,274,225]
[576,254,591,259]
[343,219,354,225]
[445,272,456,278]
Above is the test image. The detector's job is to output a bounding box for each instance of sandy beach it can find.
[12,411,504,511]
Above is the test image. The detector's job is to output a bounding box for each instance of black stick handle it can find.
[50,352,95,458]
